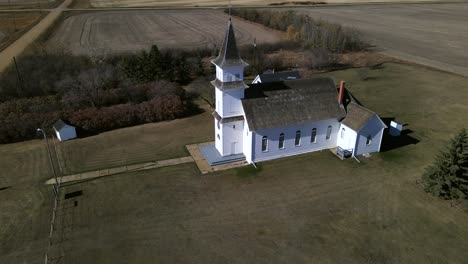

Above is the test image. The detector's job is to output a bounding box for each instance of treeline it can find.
[0,46,206,144]
[228,9,368,53]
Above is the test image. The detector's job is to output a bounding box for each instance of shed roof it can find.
[242,77,346,131]
[257,70,301,83]
[341,102,385,131]
[211,19,248,67]
[53,119,72,131]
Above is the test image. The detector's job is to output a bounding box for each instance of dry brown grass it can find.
[2,62,468,263]
[0,12,44,51]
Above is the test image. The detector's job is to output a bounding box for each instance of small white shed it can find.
[53,119,77,142]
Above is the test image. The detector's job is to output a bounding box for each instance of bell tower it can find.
[211,18,248,156]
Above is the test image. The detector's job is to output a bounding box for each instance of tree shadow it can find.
[380,117,420,152]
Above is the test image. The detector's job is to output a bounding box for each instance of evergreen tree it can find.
[422,129,468,199]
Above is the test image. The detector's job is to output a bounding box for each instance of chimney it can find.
[338,81,345,104]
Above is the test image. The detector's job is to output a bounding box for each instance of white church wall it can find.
[215,88,224,116]
[215,118,223,154]
[336,123,357,154]
[217,66,244,82]
[243,120,253,163]
[251,118,340,162]
[221,120,244,156]
[355,115,386,156]
[223,89,244,117]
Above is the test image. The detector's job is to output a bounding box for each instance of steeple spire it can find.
[211,19,248,67]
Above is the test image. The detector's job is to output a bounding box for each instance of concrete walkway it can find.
[186,142,248,174]
[0,0,72,73]
[45,156,194,185]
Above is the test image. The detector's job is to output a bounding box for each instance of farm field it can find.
[2,62,468,262]
[0,0,61,9]
[87,0,444,8]
[290,3,468,77]
[0,12,43,50]
[47,10,283,55]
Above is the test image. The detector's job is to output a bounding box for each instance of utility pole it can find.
[37,128,60,196]
[13,56,24,95]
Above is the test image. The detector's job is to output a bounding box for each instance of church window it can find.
[217,134,220,140]
[366,135,372,145]
[262,136,268,152]
[295,130,301,146]
[341,128,345,139]
[326,126,332,140]
[279,133,285,149]
[311,128,317,143]
[217,121,220,129]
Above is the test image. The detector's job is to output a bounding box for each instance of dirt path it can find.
[45,156,194,185]
[0,0,72,73]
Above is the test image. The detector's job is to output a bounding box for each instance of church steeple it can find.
[212,19,248,68]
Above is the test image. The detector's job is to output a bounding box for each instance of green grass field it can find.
[1,62,468,263]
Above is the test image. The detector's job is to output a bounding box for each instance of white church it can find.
[201,18,387,165]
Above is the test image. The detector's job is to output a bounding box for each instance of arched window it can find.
[341,127,345,139]
[366,135,372,145]
[278,133,285,149]
[217,121,220,129]
[295,130,301,146]
[326,126,332,140]
[217,134,220,140]
[262,136,268,152]
[311,128,317,143]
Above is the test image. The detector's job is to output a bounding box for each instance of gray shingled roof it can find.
[242,77,346,131]
[341,102,380,131]
[211,19,248,67]
[212,111,244,123]
[257,70,301,83]
[53,119,69,131]
[211,79,248,90]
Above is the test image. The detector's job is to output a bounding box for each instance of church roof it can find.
[242,77,346,131]
[211,19,248,67]
[257,70,301,83]
[341,102,386,131]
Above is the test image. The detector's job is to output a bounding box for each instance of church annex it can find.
[207,18,387,164]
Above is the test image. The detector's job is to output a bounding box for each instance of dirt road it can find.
[0,0,72,73]
[292,3,468,76]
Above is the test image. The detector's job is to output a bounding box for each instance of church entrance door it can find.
[231,142,237,155]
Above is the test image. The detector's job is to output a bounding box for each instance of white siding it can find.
[215,118,223,153]
[252,119,340,162]
[217,65,244,82]
[243,121,253,163]
[337,123,357,154]
[55,126,77,142]
[219,120,244,156]
[215,88,223,115]
[222,89,244,117]
[355,115,386,156]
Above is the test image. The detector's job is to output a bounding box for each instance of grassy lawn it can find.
[1,62,468,263]
[57,110,214,174]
